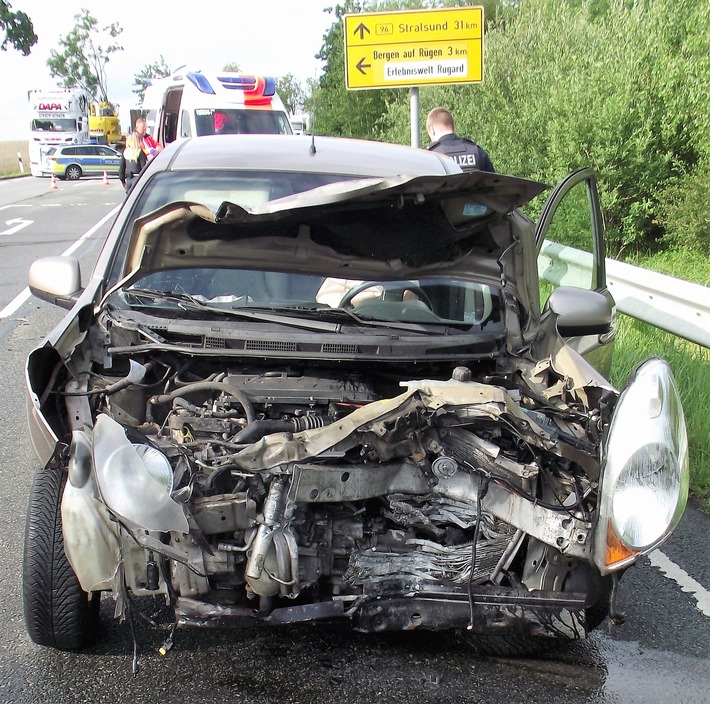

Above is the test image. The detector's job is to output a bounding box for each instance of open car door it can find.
[535,167,616,376]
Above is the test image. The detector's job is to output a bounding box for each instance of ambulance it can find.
[141,70,293,145]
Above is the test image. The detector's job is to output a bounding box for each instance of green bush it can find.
[660,158,710,255]
[376,0,710,258]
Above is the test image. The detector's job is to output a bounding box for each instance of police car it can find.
[41,144,121,180]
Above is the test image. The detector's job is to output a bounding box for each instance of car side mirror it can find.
[545,286,613,336]
[28,256,83,310]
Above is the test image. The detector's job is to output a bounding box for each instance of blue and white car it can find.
[41,144,121,180]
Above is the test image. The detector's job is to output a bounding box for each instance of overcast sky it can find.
[1,0,336,140]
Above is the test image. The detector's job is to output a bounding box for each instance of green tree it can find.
[379,0,710,257]
[133,55,171,105]
[0,1,36,54]
[47,9,123,102]
[276,73,306,114]
[312,1,396,138]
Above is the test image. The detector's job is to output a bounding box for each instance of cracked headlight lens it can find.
[595,358,688,571]
[133,443,174,494]
[93,414,188,534]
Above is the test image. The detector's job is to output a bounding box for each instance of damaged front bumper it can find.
[175,585,588,640]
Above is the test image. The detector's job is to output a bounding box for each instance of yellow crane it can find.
[88,101,121,146]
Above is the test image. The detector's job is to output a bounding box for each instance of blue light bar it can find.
[186,72,216,95]
[262,77,276,96]
[216,76,277,96]
[217,76,256,91]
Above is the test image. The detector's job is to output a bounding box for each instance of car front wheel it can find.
[22,466,99,650]
[65,165,82,180]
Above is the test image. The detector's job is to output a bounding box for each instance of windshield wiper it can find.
[121,290,459,335]
[261,304,454,334]
[121,288,343,332]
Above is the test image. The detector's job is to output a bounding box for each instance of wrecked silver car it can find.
[23,135,688,660]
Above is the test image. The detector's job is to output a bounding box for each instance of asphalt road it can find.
[0,175,708,704]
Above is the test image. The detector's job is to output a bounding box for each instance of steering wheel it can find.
[338,280,433,310]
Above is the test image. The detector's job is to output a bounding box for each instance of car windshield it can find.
[111,270,500,329]
[109,168,508,305]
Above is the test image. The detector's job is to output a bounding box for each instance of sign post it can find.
[410,87,419,148]
[344,6,484,146]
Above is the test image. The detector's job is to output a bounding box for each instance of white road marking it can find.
[650,549,710,617]
[0,287,32,319]
[0,205,120,319]
[1,217,33,235]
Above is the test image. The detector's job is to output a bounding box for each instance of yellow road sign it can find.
[344,7,484,90]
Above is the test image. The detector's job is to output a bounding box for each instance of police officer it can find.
[425,107,495,173]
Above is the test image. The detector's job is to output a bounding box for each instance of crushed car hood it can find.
[122,171,548,281]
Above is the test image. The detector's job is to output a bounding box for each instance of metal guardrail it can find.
[539,240,710,349]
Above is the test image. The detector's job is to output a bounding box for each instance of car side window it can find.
[536,169,604,308]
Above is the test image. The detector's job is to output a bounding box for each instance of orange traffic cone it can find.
[50,174,58,190]
[102,171,109,185]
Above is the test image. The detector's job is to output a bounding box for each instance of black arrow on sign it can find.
[356,58,371,75]
[353,22,370,39]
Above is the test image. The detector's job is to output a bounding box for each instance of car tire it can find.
[22,466,100,650]
[65,165,82,180]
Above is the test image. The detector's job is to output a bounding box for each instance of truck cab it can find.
[27,88,90,177]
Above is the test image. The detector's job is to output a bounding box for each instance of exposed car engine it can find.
[65,345,610,635]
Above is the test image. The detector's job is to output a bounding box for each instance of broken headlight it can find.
[93,414,188,534]
[595,357,688,572]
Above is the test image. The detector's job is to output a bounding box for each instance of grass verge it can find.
[0,140,30,178]
[631,249,710,287]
